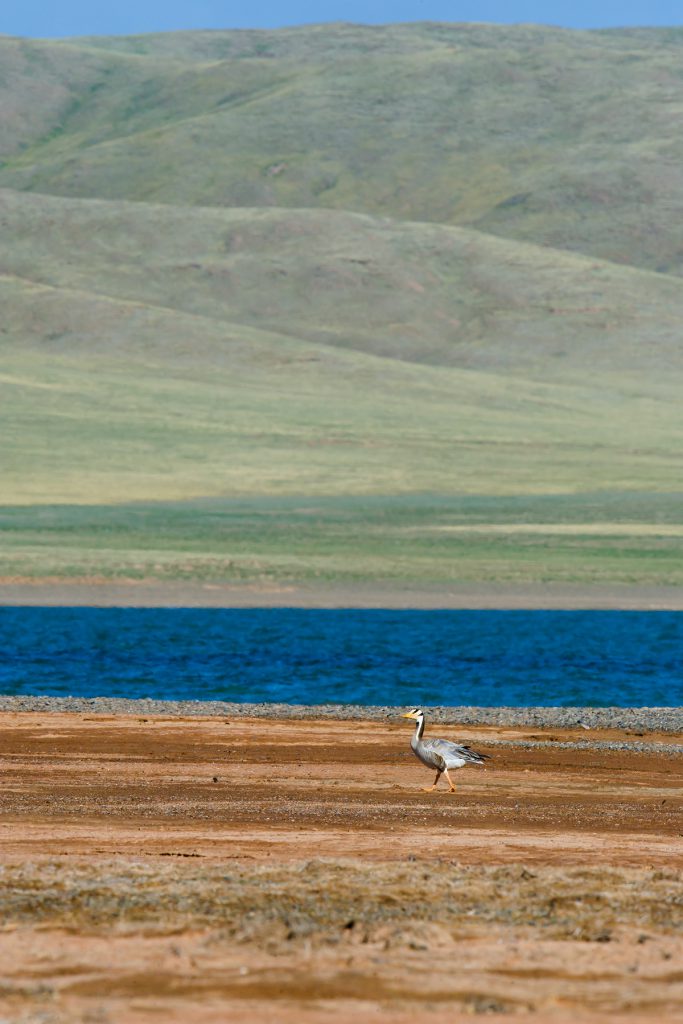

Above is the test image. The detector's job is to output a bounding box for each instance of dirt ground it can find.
[0,712,682,1023]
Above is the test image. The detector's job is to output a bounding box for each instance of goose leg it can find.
[444,768,457,794]
[422,770,442,792]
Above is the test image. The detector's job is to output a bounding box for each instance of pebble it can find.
[0,695,681,741]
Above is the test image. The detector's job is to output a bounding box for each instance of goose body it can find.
[401,707,490,793]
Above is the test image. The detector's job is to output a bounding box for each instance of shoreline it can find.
[1,711,682,1021]
[2,579,683,608]
[1,696,681,733]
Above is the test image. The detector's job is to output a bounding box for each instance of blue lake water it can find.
[0,608,681,707]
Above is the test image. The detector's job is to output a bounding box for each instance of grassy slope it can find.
[7,284,681,505]
[2,24,683,273]
[2,191,683,584]
[2,24,683,586]
[2,187,682,505]
[4,188,683,377]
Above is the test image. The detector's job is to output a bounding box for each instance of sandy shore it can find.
[2,578,683,608]
[0,711,681,1022]
[2,695,682,733]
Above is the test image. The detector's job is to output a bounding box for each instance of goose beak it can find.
[401,712,417,719]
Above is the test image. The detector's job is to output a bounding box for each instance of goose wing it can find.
[423,737,490,767]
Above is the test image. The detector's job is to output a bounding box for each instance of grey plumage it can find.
[401,707,490,793]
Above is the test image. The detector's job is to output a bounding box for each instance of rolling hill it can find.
[4,187,683,377]
[3,23,683,272]
[1,23,682,586]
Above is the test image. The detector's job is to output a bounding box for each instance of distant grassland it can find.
[3,346,682,505]
[3,24,683,588]
[4,23,683,274]
[3,494,683,587]
[2,195,683,587]
[2,192,683,509]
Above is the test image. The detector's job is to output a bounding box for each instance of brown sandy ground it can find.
[0,713,682,1023]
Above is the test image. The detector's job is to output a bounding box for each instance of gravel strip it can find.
[480,737,683,756]
[0,695,681,734]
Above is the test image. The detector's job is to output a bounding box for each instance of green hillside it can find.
[2,23,683,587]
[7,252,682,506]
[4,188,683,377]
[2,24,683,273]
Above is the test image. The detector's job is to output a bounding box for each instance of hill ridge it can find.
[3,186,683,382]
[9,181,683,283]
[3,22,683,273]
[2,23,683,532]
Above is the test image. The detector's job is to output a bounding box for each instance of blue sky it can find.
[4,1,683,39]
